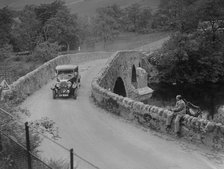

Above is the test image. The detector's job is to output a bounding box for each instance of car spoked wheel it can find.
[73,89,77,99]
[52,90,57,99]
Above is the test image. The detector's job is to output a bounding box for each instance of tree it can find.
[35,0,66,26]
[197,0,224,42]
[11,5,42,51]
[77,16,96,48]
[137,7,152,33]
[94,5,121,48]
[152,0,199,32]
[43,8,79,51]
[123,3,141,32]
[150,32,224,84]
[0,7,13,48]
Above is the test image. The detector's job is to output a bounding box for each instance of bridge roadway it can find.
[22,55,224,169]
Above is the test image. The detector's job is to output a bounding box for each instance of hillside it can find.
[0,0,160,16]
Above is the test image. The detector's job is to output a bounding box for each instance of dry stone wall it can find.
[2,52,113,103]
[91,51,224,151]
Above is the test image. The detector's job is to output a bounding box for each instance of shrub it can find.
[150,32,224,84]
[0,44,13,60]
[33,42,61,62]
[48,159,70,169]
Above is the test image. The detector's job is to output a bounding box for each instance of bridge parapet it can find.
[1,52,113,103]
[91,50,224,151]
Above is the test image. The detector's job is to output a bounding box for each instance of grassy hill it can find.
[0,0,160,16]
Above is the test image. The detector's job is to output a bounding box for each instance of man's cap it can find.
[176,95,182,99]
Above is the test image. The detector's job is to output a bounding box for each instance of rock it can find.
[191,117,198,127]
[158,108,164,116]
[205,122,215,132]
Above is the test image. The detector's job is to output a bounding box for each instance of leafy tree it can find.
[137,7,152,33]
[152,0,199,32]
[43,8,79,51]
[197,0,224,42]
[99,4,123,28]
[0,7,13,48]
[94,5,121,48]
[123,3,141,32]
[150,32,224,84]
[35,0,70,44]
[149,0,224,85]
[77,16,96,48]
[122,3,152,33]
[35,0,66,26]
[11,5,42,51]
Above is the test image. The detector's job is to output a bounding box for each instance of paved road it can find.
[22,47,224,169]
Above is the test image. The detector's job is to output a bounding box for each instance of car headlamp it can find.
[72,83,77,88]
[56,83,60,88]
[67,81,72,87]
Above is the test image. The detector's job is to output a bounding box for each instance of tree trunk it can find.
[67,42,70,51]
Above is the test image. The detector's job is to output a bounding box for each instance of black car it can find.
[51,65,81,99]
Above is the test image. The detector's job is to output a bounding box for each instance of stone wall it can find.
[2,52,113,102]
[91,51,224,151]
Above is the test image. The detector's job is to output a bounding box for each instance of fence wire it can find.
[0,132,28,169]
[0,107,101,169]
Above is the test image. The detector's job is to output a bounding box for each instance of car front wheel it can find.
[73,89,77,100]
[52,90,57,99]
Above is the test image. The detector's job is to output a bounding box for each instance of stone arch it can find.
[131,65,137,88]
[113,77,126,97]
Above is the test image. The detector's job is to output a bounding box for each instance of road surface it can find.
[21,52,224,169]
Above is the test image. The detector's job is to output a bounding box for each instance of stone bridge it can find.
[91,51,224,151]
[1,42,224,151]
[98,51,153,101]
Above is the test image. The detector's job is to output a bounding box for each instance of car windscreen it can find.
[57,70,74,74]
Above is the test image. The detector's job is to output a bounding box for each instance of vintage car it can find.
[51,65,81,99]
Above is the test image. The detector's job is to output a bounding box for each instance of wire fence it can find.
[0,107,101,169]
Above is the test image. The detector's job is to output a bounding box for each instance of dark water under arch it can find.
[147,82,224,118]
[113,77,127,97]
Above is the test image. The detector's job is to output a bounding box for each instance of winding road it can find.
[21,41,224,169]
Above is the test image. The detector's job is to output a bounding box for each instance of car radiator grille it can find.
[60,81,68,88]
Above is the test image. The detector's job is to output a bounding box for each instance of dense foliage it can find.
[0,0,80,63]
[0,1,156,56]
[149,0,224,85]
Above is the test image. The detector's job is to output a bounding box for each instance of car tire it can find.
[52,90,56,99]
[73,89,77,100]
[78,79,81,87]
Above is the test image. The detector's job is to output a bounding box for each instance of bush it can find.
[48,159,70,169]
[33,42,61,62]
[0,44,13,60]
[150,32,224,84]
